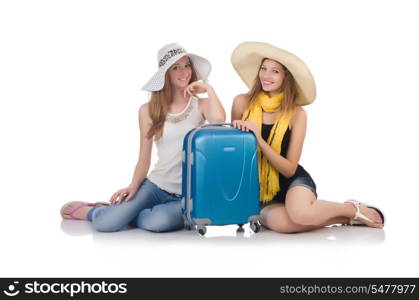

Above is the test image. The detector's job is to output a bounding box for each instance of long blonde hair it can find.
[246,58,298,115]
[146,59,197,140]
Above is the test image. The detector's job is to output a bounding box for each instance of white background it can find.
[0,0,418,277]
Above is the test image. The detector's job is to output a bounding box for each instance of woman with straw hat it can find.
[60,43,226,232]
[231,41,384,233]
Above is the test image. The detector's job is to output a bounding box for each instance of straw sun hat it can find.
[142,43,211,92]
[231,41,316,105]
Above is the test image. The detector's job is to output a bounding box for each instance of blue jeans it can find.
[87,179,184,233]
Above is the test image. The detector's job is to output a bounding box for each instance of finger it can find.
[118,192,128,203]
[122,193,130,202]
[114,192,122,203]
[110,192,118,204]
[185,88,191,97]
[185,86,192,97]
[113,192,121,204]
[119,192,128,203]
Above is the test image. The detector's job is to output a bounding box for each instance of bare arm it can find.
[110,103,153,203]
[231,94,248,121]
[129,103,153,189]
[185,81,226,123]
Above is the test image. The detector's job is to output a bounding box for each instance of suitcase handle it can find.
[199,122,233,128]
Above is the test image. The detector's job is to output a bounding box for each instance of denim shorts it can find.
[262,174,317,207]
[288,175,317,198]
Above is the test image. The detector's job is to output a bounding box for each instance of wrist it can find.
[129,182,140,190]
[205,84,214,94]
[256,135,265,145]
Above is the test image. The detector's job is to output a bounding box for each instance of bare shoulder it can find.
[290,106,307,128]
[232,93,250,120]
[233,93,250,107]
[139,103,151,120]
[295,106,307,119]
[138,102,153,133]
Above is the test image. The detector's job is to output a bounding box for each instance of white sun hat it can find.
[231,41,316,105]
[141,43,212,92]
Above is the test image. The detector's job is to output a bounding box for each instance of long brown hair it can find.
[146,59,197,140]
[246,58,298,115]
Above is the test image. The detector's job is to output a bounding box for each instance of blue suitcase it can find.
[181,123,260,235]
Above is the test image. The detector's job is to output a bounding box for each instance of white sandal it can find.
[345,199,385,226]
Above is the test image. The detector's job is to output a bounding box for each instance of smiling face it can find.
[259,58,286,95]
[167,56,193,89]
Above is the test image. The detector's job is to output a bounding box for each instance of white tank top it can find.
[147,96,205,195]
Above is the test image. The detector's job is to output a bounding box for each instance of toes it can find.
[62,204,76,214]
[371,209,383,224]
[360,206,384,227]
[60,202,82,217]
[375,212,383,224]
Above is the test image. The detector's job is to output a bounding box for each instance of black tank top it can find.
[261,123,310,202]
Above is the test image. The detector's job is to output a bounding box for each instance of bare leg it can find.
[260,204,349,233]
[285,186,383,228]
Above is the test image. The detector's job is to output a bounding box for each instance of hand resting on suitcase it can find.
[232,120,261,139]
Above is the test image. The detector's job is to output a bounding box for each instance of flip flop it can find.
[60,201,109,220]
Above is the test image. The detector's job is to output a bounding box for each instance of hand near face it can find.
[184,81,211,98]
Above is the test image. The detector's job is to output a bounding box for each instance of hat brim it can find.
[142,53,211,92]
[231,42,316,105]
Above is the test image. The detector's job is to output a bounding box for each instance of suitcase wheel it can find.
[237,224,245,232]
[250,221,261,233]
[197,226,207,236]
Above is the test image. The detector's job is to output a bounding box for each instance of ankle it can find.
[343,202,356,218]
[77,206,92,220]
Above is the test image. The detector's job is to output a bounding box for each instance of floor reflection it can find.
[61,220,386,246]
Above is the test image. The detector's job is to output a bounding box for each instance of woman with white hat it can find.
[60,43,226,232]
[231,41,384,233]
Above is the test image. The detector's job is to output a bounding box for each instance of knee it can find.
[265,218,298,233]
[286,208,315,226]
[91,219,121,232]
[261,209,296,233]
[136,207,183,233]
[91,210,123,232]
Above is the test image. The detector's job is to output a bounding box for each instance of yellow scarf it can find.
[242,92,296,203]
